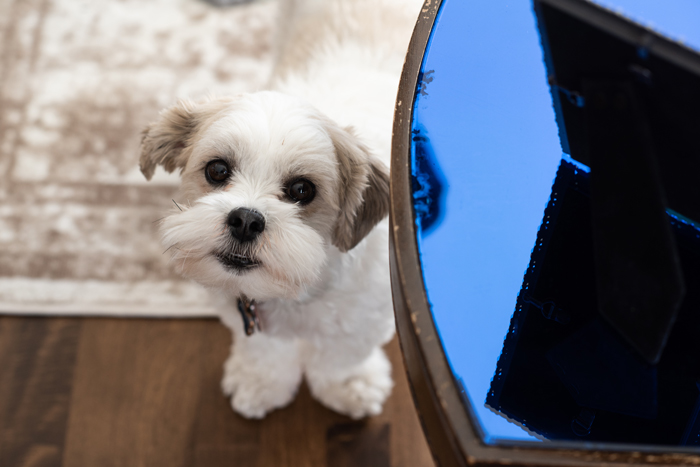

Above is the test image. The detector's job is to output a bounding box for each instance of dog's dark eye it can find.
[205,160,230,185]
[287,178,316,204]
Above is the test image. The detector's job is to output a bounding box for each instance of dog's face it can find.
[140,92,389,300]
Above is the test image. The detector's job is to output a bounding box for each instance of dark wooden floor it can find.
[0,316,434,467]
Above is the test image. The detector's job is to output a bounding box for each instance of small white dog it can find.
[139,0,421,419]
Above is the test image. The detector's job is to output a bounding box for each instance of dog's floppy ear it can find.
[329,125,390,252]
[139,99,202,181]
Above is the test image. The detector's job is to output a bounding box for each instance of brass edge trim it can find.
[390,1,472,466]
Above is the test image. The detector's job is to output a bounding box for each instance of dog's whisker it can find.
[167,246,188,261]
[152,217,166,224]
[179,247,193,271]
[172,199,183,211]
[254,238,267,256]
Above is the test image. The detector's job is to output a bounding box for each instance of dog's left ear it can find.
[328,125,390,252]
[140,97,231,180]
[139,99,201,181]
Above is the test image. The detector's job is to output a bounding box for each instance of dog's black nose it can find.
[227,208,266,243]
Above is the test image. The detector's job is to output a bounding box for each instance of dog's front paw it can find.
[221,353,302,419]
[307,348,393,419]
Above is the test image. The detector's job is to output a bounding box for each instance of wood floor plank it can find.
[256,382,345,467]
[61,318,210,467]
[382,339,435,467]
[0,317,82,467]
[327,422,390,467]
[0,317,434,467]
[192,322,261,467]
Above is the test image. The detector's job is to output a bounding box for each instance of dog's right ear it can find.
[328,124,391,252]
[139,99,203,181]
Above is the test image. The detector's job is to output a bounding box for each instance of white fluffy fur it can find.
[143,0,423,419]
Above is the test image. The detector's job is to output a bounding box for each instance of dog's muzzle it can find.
[215,208,265,272]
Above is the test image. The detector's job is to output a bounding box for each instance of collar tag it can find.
[237,294,261,336]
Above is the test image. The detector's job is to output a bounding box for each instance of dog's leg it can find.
[304,344,393,419]
[221,329,303,419]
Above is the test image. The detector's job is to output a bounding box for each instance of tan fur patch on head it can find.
[327,124,390,252]
[139,97,234,180]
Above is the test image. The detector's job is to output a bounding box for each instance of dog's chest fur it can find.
[217,221,393,345]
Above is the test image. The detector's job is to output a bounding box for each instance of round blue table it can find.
[390,1,700,465]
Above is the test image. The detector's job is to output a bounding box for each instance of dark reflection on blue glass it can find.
[411,123,447,236]
[410,0,700,445]
[487,160,700,444]
[412,69,447,236]
[546,320,658,420]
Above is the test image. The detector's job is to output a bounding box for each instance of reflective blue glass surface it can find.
[411,0,700,445]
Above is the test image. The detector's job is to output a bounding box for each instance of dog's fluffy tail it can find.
[270,0,424,84]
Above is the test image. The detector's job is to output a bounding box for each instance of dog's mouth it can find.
[214,251,261,271]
